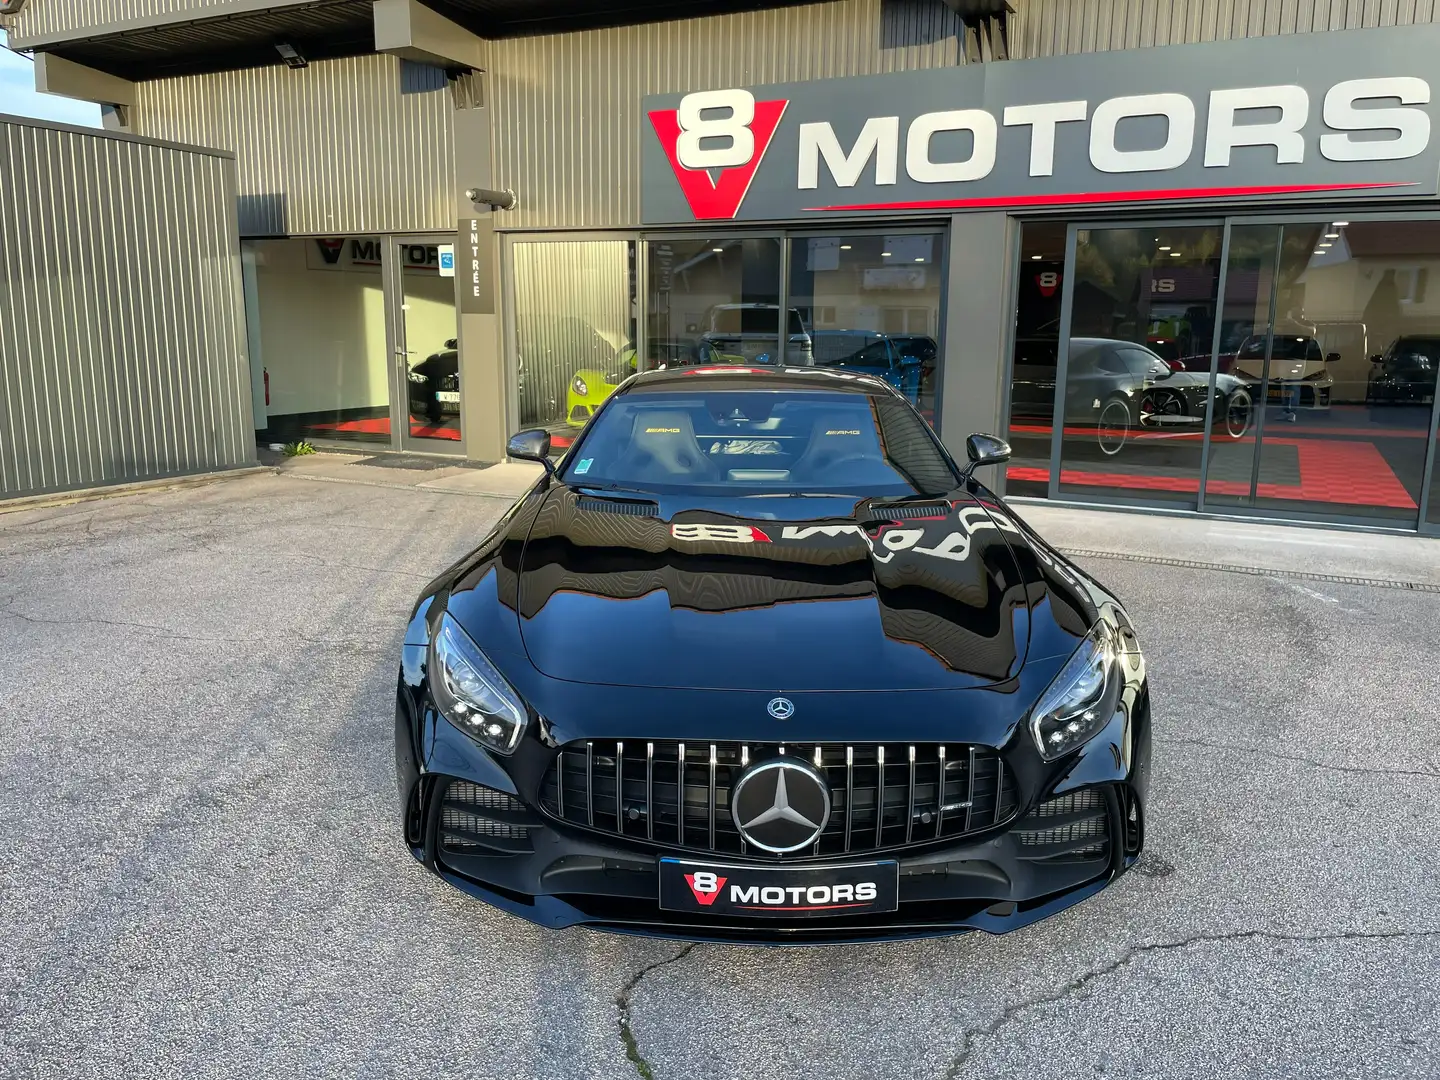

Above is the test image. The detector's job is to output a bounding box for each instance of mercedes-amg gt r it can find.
[394,366,1150,942]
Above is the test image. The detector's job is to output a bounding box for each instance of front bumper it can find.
[395,685,1151,944]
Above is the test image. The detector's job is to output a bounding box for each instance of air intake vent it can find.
[576,497,658,516]
[1013,786,1112,865]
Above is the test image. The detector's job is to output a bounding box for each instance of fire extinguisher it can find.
[263,367,270,406]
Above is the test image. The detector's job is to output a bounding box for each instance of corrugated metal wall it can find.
[1011,0,1440,56]
[0,117,253,499]
[129,54,455,236]
[487,0,964,231]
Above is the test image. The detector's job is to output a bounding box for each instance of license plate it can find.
[435,391,460,403]
[658,858,899,918]
[1267,386,1282,399]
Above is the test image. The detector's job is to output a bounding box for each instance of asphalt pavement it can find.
[2,466,1438,1080]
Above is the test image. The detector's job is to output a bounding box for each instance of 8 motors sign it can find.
[642,24,1440,223]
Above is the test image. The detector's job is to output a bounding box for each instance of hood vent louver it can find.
[576,497,659,517]
[872,502,951,520]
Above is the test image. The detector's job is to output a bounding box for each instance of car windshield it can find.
[561,387,957,496]
[1238,335,1320,361]
[708,308,806,336]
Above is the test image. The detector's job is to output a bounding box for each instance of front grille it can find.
[1013,787,1112,863]
[438,780,537,856]
[538,741,1018,859]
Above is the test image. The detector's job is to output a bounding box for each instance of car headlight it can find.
[1029,620,1121,761]
[428,613,528,753]
[408,370,429,383]
[572,375,588,397]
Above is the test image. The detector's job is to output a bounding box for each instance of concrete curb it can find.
[0,465,273,516]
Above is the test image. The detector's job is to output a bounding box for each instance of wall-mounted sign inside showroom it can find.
[642,24,1440,223]
[306,239,442,273]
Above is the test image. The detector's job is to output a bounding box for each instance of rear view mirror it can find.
[507,429,554,472]
[960,433,1011,480]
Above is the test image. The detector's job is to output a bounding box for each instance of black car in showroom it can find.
[394,367,1150,942]
[407,339,459,425]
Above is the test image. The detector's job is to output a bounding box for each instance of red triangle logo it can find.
[648,100,788,221]
[684,873,727,905]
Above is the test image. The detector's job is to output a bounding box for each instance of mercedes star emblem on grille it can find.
[767,697,794,719]
[730,759,831,853]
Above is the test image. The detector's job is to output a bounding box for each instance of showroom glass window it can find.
[512,240,637,450]
[646,238,784,368]
[787,233,947,428]
[1056,225,1223,504]
[1205,220,1437,524]
[250,237,391,446]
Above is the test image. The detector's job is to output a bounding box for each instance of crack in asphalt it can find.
[0,607,390,651]
[940,927,1440,1079]
[1158,735,1440,780]
[616,943,698,1080]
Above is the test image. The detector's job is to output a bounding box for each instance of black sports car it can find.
[395,367,1150,942]
[408,339,459,425]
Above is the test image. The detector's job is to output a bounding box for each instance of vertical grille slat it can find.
[539,740,1016,859]
[935,745,946,838]
[964,746,976,834]
[906,745,917,845]
[645,741,654,841]
[585,741,594,828]
[844,745,854,854]
[615,741,625,834]
[677,742,686,847]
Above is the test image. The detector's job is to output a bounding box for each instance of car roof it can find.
[623,365,895,394]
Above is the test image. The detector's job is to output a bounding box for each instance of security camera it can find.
[466,188,518,211]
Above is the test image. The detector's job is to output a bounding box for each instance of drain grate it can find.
[1059,548,1440,595]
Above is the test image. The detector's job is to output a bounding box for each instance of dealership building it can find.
[5,0,1440,531]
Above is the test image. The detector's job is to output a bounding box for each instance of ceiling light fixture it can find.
[1031,254,1042,260]
[1332,221,1350,227]
[711,247,724,253]
[1324,233,1340,239]
[1158,246,1171,251]
[1169,251,1181,257]
[881,251,891,257]
[840,244,852,250]
[1314,250,1326,255]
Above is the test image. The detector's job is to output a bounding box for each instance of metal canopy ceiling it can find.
[46,1,376,80]
[39,0,828,80]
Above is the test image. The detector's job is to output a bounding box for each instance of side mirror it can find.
[900,354,921,368]
[506,429,554,472]
[444,338,458,350]
[1326,352,1341,363]
[1370,354,1384,364]
[960,433,1011,480]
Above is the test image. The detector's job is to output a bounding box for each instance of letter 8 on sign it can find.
[677,89,756,169]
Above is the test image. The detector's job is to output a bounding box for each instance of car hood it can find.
[511,486,1033,691]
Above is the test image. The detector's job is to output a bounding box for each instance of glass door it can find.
[1202,220,1433,525]
[391,237,464,453]
[1050,222,1224,505]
